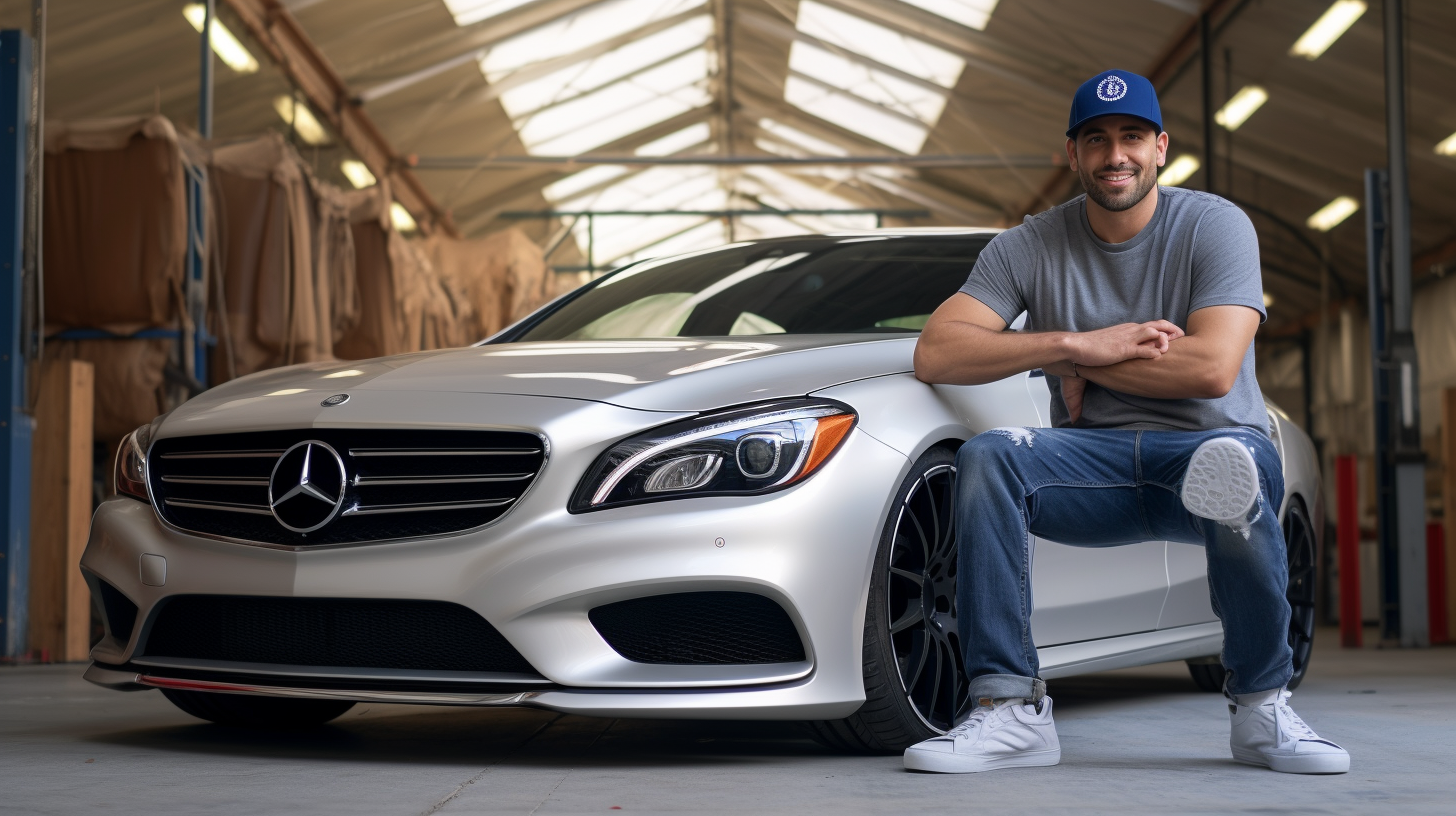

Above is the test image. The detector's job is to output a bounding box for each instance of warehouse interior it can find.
[2,0,1456,812]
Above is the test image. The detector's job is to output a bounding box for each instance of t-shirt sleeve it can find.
[1189,204,1267,323]
[958,229,1032,325]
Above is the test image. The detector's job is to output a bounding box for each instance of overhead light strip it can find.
[183,4,259,74]
[1215,85,1268,131]
[1290,1,1367,60]
[1307,196,1359,232]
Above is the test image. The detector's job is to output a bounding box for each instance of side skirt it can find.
[1037,622,1223,680]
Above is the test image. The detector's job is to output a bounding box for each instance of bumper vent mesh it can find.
[148,428,544,547]
[141,595,537,675]
[589,592,806,665]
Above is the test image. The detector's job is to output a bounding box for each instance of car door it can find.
[1020,372,1171,645]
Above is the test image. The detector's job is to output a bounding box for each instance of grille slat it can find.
[141,596,538,675]
[163,498,273,515]
[353,473,534,486]
[149,429,545,547]
[343,498,516,516]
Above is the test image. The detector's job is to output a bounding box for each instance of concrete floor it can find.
[2,628,1452,815]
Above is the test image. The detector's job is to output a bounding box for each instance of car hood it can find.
[180,335,917,417]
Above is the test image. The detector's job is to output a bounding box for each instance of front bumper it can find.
[82,413,910,720]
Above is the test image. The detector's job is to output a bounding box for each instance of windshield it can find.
[514,236,989,341]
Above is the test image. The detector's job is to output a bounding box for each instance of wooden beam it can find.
[221,0,458,237]
[27,360,94,662]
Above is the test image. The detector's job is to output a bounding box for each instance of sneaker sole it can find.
[903,747,1061,774]
[1181,438,1259,522]
[1232,748,1350,774]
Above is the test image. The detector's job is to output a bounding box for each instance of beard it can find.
[1077,161,1158,212]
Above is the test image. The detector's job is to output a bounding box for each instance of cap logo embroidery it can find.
[1096,75,1128,102]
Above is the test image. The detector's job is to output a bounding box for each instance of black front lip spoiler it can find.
[83,661,555,707]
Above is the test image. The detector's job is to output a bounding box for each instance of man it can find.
[904,70,1348,775]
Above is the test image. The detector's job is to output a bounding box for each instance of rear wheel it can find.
[1185,497,1319,693]
[803,447,966,753]
[162,688,355,729]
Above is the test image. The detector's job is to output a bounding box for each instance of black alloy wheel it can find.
[803,447,968,752]
[1186,497,1319,692]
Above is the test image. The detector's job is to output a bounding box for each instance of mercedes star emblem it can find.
[268,440,348,533]
[321,393,350,407]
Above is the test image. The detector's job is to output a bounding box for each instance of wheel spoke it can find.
[890,601,925,634]
[923,476,941,553]
[903,503,932,564]
[889,566,924,586]
[907,632,931,690]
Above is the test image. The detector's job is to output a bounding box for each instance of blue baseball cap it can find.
[1066,69,1163,138]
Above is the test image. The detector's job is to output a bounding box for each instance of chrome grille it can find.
[148,429,545,547]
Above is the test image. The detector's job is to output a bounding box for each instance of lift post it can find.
[0,29,34,658]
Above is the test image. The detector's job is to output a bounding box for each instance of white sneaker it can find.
[1229,688,1350,774]
[1182,437,1260,522]
[903,696,1061,773]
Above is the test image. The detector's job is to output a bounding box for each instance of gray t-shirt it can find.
[960,186,1268,433]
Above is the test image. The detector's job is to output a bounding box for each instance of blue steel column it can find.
[185,1,212,387]
[0,30,33,658]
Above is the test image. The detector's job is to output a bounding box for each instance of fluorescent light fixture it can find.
[1214,85,1268,131]
[390,202,418,233]
[1306,196,1359,232]
[273,95,330,145]
[340,160,376,189]
[1263,292,1275,308]
[183,4,259,74]
[1158,154,1201,187]
[1436,131,1456,156]
[898,0,1000,30]
[1290,1,1367,60]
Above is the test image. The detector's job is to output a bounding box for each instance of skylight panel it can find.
[742,166,858,212]
[496,16,713,119]
[612,219,727,266]
[544,165,631,202]
[636,122,712,156]
[795,0,965,89]
[758,119,848,157]
[481,0,707,79]
[784,76,928,153]
[563,166,717,213]
[898,0,1000,31]
[443,0,536,27]
[516,51,712,155]
[788,41,949,124]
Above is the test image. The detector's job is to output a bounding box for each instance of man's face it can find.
[1066,115,1169,212]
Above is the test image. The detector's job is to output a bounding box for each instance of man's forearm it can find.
[914,322,1071,385]
[1075,336,1233,399]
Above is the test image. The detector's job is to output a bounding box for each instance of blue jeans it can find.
[954,426,1291,702]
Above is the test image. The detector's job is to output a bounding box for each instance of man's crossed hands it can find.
[1050,320,1184,423]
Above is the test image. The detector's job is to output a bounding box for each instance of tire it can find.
[1185,496,1319,693]
[803,446,966,753]
[162,688,355,729]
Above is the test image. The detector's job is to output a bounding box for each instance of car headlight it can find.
[570,399,857,513]
[114,422,156,502]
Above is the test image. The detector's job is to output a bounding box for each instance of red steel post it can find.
[1336,455,1362,648]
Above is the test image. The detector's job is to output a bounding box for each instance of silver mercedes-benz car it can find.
[81,230,1322,752]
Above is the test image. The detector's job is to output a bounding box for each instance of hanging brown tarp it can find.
[421,227,552,340]
[42,115,187,335]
